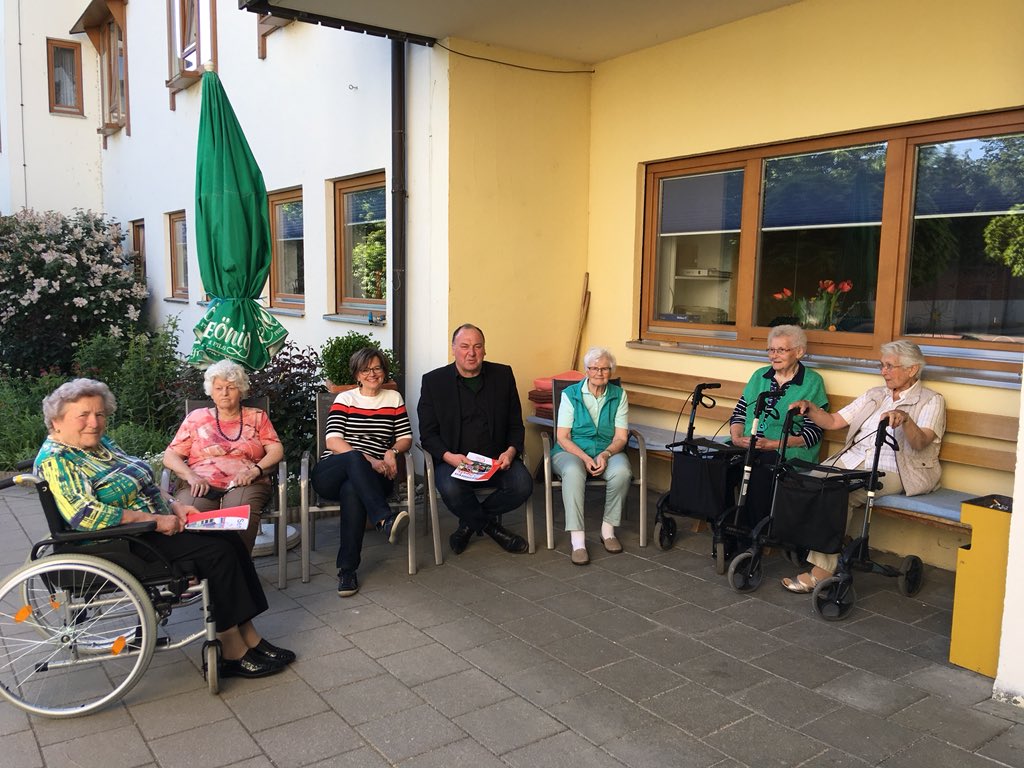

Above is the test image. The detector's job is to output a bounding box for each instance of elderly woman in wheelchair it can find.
[0,379,294,717]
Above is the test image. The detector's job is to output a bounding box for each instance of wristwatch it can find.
[390,447,401,457]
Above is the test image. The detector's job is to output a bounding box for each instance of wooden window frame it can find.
[268,187,304,309]
[71,0,130,141]
[640,108,1024,374]
[166,0,216,100]
[333,171,387,317]
[46,39,84,116]
[130,219,146,282]
[168,210,188,299]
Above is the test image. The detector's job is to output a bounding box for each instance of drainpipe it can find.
[391,37,408,394]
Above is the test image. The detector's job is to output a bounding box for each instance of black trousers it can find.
[138,530,268,632]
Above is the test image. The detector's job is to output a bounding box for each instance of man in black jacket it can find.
[419,324,532,554]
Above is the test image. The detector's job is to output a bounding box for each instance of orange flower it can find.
[820,279,836,293]
[773,287,792,300]
[838,279,853,293]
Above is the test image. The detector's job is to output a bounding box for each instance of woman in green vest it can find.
[551,347,632,565]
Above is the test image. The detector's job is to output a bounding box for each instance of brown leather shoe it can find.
[570,547,590,565]
[602,536,623,554]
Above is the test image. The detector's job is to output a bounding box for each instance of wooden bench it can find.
[614,365,1018,536]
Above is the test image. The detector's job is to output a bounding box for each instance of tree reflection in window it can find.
[908,134,1024,341]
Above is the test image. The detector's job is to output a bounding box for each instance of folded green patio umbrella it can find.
[188,69,287,370]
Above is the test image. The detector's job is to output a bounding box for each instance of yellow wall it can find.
[583,0,1023,494]
[447,39,592,459]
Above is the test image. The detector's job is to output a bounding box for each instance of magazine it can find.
[451,452,500,482]
[185,504,251,531]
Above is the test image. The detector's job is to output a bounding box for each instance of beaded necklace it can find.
[214,408,244,442]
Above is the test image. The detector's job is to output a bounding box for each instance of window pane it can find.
[273,200,304,301]
[755,143,885,331]
[653,170,742,325]
[172,216,188,296]
[344,187,386,301]
[906,134,1024,341]
[52,46,77,108]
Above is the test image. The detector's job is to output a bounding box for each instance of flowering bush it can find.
[774,278,853,330]
[0,209,148,374]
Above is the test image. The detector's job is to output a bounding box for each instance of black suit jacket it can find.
[418,361,525,464]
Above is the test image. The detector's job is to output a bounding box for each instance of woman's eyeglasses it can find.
[360,366,384,375]
[586,366,612,374]
[766,347,793,355]
[878,362,907,372]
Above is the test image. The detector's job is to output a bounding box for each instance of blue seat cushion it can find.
[873,488,974,523]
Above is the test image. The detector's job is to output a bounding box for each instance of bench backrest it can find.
[615,364,1018,475]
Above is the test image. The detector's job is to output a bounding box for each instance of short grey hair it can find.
[583,347,616,370]
[42,378,117,431]
[768,324,807,351]
[203,359,251,397]
[880,340,926,372]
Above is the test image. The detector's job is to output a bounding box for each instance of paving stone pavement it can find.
[1,483,1022,768]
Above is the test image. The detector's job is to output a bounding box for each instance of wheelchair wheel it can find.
[811,575,857,622]
[897,555,924,597]
[0,555,156,718]
[727,550,763,593]
[653,517,677,551]
[204,641,221,695]
[714,540,728,575]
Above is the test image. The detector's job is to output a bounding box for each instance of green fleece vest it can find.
[551,381,623,458]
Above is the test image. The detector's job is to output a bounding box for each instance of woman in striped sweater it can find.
[311,348,413,597]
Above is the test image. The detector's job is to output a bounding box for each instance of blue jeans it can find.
[311,451,394,573]
[433,459,533,532]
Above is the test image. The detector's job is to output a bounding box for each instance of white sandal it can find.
[781,573,819,593]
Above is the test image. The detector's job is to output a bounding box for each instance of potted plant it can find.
[320,331,399,391]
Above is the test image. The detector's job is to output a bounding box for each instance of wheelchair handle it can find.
[0,473,42,491]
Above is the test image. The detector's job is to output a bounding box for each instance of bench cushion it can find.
[873,488,974,523]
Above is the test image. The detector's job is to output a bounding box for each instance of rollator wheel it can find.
[897,555,924,597]
[654,517,677,551]
[811,575,857,622]
[0,554,156,718]
[205,641,222,695]
[714,541,728,575]
[727,550,763,593]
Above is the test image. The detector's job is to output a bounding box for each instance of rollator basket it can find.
[770,469,854,554]
[667,442,743,522]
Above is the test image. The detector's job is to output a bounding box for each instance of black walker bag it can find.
[667,447,743,522]
[770,469,853,554]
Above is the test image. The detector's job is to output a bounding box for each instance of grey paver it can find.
[356,703,464,763]
[878,734,1008,768]
[321,673,425,726]
[588,655,686,701]
[424,615,508,653]
[254,710,364,768]
[548,688,660,745]
[890,694,1013,750]
[704,712,823,767]
[150,718,262,768]
[732,676,841,729]
[0,729,43,768]
[500,658,601,707]
[677,648,774,696]
[978,722,1024,767]
[544,631,634,672]
[604,721,728,768]
[454,696,565,754]
[226,676,330,732]
[642,681,751,738]
[379,641,472,686]
[800,705,923,764]
[816,668,927,716]
[504,729,627,768]
[395,737,509,768]
[827,639,932,679]
[413,667,515,717]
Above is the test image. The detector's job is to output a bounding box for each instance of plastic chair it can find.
[160,396,290,589]
[542,378,648,550]
[299,391,434,582]
[421,445,536,558]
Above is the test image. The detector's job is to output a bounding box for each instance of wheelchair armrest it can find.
[159,467,171,493]
[49,520,158,543]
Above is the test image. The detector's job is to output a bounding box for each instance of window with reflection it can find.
[169,211,188,299]
[653,170,742,326]
[756,144,885,332]
[334,172,387,316]
[269,189,304,308]
[906,134,1024,342]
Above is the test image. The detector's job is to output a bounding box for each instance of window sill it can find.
[268,306,304,318]
[166,70,201,94]
[626,339,1023,390]
[97,122,124,137]
[323,312,387,327]
[164,296,189,304]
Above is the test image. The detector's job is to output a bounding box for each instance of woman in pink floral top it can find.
[163,359,283,553]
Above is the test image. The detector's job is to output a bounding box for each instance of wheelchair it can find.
[0,472,221,718]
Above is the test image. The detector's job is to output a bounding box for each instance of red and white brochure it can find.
[185,505,251,531]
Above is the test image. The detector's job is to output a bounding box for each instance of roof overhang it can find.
[239,0,803,64]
